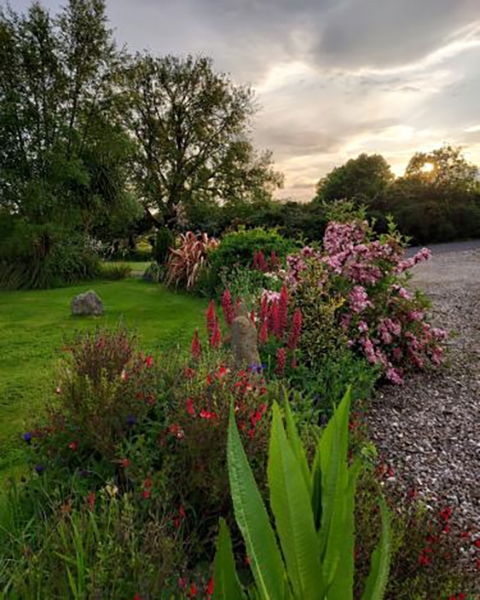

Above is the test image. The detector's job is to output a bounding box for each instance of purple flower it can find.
[23,432,32,444]
[126,414,137,428]
[35,464,44,474]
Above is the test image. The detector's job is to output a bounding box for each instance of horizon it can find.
[9,0,480,201]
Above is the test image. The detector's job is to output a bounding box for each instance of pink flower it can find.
[349,286,373,313]
[387,367,404,385]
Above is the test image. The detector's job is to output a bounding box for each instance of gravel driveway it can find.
[365,242,480,560]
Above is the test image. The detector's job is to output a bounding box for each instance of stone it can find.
[230,313,261,371]
[71,290,103,316]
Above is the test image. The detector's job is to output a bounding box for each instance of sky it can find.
[10,0,480,200]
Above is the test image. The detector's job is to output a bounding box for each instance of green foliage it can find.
[153,226,175,265]
[98,262,132,280]
[404,144,479,193]
[217,389,391,599]
[315,154,393,204]
[293,261,347,366]
[207,227,296,291]
[354,468,478,600]
[0,488,183,598]
[0,218,101,289]
[118,54,282,227]
[0,279,207,480]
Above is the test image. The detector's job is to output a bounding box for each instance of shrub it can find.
[284,219,447,384]
[153,226,175,265]
[0,220,101,289]
[0,486,184,598]
[99,262,132,280]
[214,389,391,599]
[34,326,162,466]
[354,466,478,600]
[165,231,219,291]
[208,227,296,283]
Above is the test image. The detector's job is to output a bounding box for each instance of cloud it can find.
[6,0,480,199]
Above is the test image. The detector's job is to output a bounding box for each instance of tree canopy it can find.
[118,54,283,227]
[403,144,479,192]
[314,153,394,203]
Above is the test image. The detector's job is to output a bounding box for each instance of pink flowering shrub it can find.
[285,219,447,384]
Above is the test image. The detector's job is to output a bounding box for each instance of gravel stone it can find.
[365,245,480,569]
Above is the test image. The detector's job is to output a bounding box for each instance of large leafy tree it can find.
[118,54,283,227]
[314,153,394,203]
[403,144,479,192]
[0,0,139,240]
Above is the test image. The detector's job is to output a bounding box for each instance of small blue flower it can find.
[35,464,44,474]
[126,414,137,428]
[23,432,32,444]
[248,363,266,374]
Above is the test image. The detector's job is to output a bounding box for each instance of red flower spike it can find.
[276,347,286,375]
[210,319,222,349]
[206,577,214,596]
[277,286,288,336]
[206,300,217,335]
[267,301,278,334]
[86,491,96,510]
[189,583,198,597]
[142,489,151,499]
[186,398,195,416]
[260,295,268,323]
[191,329,201,361]
[221,288,235,326]
[256,250,266,272]
[259,320,268,345]
[287,308,302,350]
[144,476,153,489]
[145,356,154,368]
[134,595,142,600]
[69,441,78,451]
[473,539,480,549]
[249,309,256,326]
[270,249,277,270]
[121,458,130,468]
[184,366,196,379]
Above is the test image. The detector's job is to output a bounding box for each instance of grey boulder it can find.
[71,290,103,316]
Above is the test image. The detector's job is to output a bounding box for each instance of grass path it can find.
[0,279,206,479]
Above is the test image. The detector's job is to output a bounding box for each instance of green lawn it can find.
[0,279,206,479]
[106,260,152,273]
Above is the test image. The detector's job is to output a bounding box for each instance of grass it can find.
[0,279,206,481]
[104,260,152,273]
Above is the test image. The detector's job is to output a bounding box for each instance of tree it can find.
[314,153,394,203]
[118,54,283,228]
[403,144,479,192]
[0,0,139,287]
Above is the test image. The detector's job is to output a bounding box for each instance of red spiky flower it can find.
[191,328,201,360]
[288,307,302,349]
[221,288,235,326]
